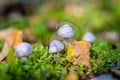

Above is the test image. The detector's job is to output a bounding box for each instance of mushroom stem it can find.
[53,54,59,63]
[64,38,75,46]
[21,57,27,61]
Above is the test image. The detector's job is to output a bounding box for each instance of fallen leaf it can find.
[0,42,9,61]
[67,41,91,68]
[5,30,23,49]
[0,28,15,39]
[0,30,23,61]
[66,71,79,80]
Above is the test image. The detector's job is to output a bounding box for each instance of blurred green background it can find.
[0,0,120,44]
[0,1,120,79]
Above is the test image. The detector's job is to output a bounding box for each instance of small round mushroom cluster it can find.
[49,24,74,53]
[49,24,96,53]
[15,24,96,58]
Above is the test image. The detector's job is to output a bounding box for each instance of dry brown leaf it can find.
[66,71,79,80]
[67,41,91,68]
[0,28,15,39]
[0,42,9,61]
[0,30,23,61]
[5,30,23,49]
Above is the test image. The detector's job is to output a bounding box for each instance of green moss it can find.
[0,40,120,79]
[0,44,68,80]
[91,40,120,74]
[0,40,4,51]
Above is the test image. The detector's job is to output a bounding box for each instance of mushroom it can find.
[82,32,96,42]
[49,40,64,63]
[15,42,33,57]
[57,24,74,46]
[49,40,64,53]
[57,24,74,38]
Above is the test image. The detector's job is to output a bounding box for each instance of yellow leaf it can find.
[67,41,91,68]
[0,30,23,61]
[5,30,23,49]
[66,71,78,80]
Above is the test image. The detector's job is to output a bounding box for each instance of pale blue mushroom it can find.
[57,24,74,38]
[15,42,33,57]
[82,32,96,42]
[49,40,64,53]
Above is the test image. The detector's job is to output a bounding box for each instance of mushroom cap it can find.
[57,24,74,38]
[49,40,64,53]
[82,32,96,42]
[15,42,32,57]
